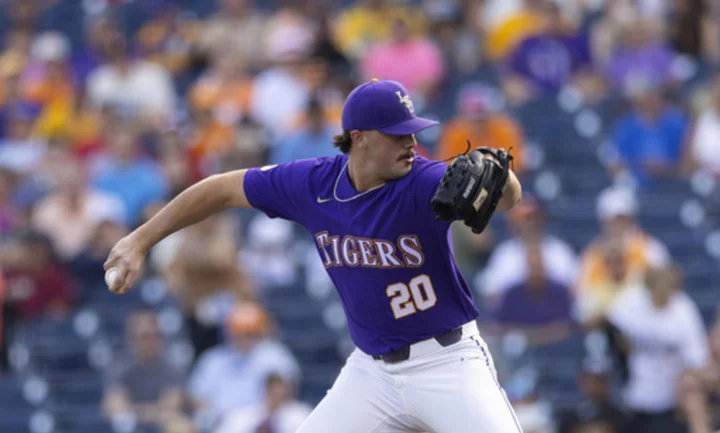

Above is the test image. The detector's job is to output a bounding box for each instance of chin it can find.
[393,161,413,177]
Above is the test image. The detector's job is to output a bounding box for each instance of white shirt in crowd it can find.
[87,60,177,119]
[477,236,578,298]
[215,401,312,433]
[188,339,301,420]
[249,67,309,138]
[691,109,720,175]
[608,287,710,412]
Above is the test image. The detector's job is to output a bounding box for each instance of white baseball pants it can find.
[296,321,523,433]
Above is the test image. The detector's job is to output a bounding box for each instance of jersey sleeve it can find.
[243,159,315,223]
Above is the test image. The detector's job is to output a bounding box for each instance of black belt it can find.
[372,326,464,364]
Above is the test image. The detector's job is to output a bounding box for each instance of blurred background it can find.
[0,0,719,432]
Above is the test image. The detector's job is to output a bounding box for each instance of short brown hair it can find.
[332,130,352,153]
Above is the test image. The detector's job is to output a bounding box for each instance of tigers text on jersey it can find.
[243,153,478,356]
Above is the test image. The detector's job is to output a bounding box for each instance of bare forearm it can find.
[497,170,522,212]
[135,171,249,251]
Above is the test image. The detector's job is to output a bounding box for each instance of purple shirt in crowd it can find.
[607,44,675,90]
[243,154,478,355]
[509,33,592,92]
[495,280,572,326]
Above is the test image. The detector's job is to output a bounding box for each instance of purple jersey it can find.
[243,153,478,355]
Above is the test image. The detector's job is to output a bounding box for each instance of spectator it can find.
[31,156,125,261]
[0,267,6,371]
[0,169,19,238]
[70,16,118,85]
[239,213,298,291]
[557,356,628,433]
[87,30,177,126]
[607,265,709,433]
[480,195,577,302]
[188,302,301,422]
[68,218,127,297]
[189,54,253,129]
[686,74,720,177]
[312,16,352,82]
[160,213,253,357]
[0,47,28,137]
[607,80,689,187]
[334,0,426,60]
[576,187,670,323]
[22,32,76,143]
[135,5,201,78]
[215,373,312,433]
[589,0,667,68]
[271,97,340,164]
[196,0,268,71]
[575,236,643,327]
[700,313,720,431]
[90,125,169,226]
[0,103,45,177]
[605,19,676,93]
[290,56,344,131]
[157,129,193,198]
[360,17,445,102]
[0,230,75,321]
[435,86,526,172]
[0,29,32,76]
[666,0,719,63]
[248,23,316,137]
[483,0,547,62]
[103,310,185,427]
[494,242,574,345]
[504,1,599,100]
[60,93,115,160]
[425,0,483,75]
[187,54,253,174]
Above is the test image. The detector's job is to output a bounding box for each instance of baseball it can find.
[105,268,118,288]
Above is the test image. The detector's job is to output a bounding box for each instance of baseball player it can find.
[105,79,523,432]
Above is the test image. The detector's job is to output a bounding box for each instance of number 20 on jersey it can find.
[386,274,437,319]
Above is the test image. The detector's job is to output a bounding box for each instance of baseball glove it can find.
[431,143,513,234]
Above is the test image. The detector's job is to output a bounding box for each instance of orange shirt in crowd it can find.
[575,229,665,319]
[435,115,526,173]
[189,75,253,116]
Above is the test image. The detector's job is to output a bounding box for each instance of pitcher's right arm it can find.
[104,169,251,294]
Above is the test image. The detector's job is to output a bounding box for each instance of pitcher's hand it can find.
[104,233,149,294]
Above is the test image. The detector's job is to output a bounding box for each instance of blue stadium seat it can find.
[0,411,32,433]
[0,375,33,409]
[48,372,103,407]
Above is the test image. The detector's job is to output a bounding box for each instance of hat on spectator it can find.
[596,186,638,221]
[31,32,70,62]
[225,302,269,336]
[456,87,494,119]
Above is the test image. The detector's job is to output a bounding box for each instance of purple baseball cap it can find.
[341,79,439,135]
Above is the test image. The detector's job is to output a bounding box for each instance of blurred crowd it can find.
[0,0,719,433]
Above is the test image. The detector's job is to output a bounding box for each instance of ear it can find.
[350,130,366,148]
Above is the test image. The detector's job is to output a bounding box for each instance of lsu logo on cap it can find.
[395,91,415,114]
